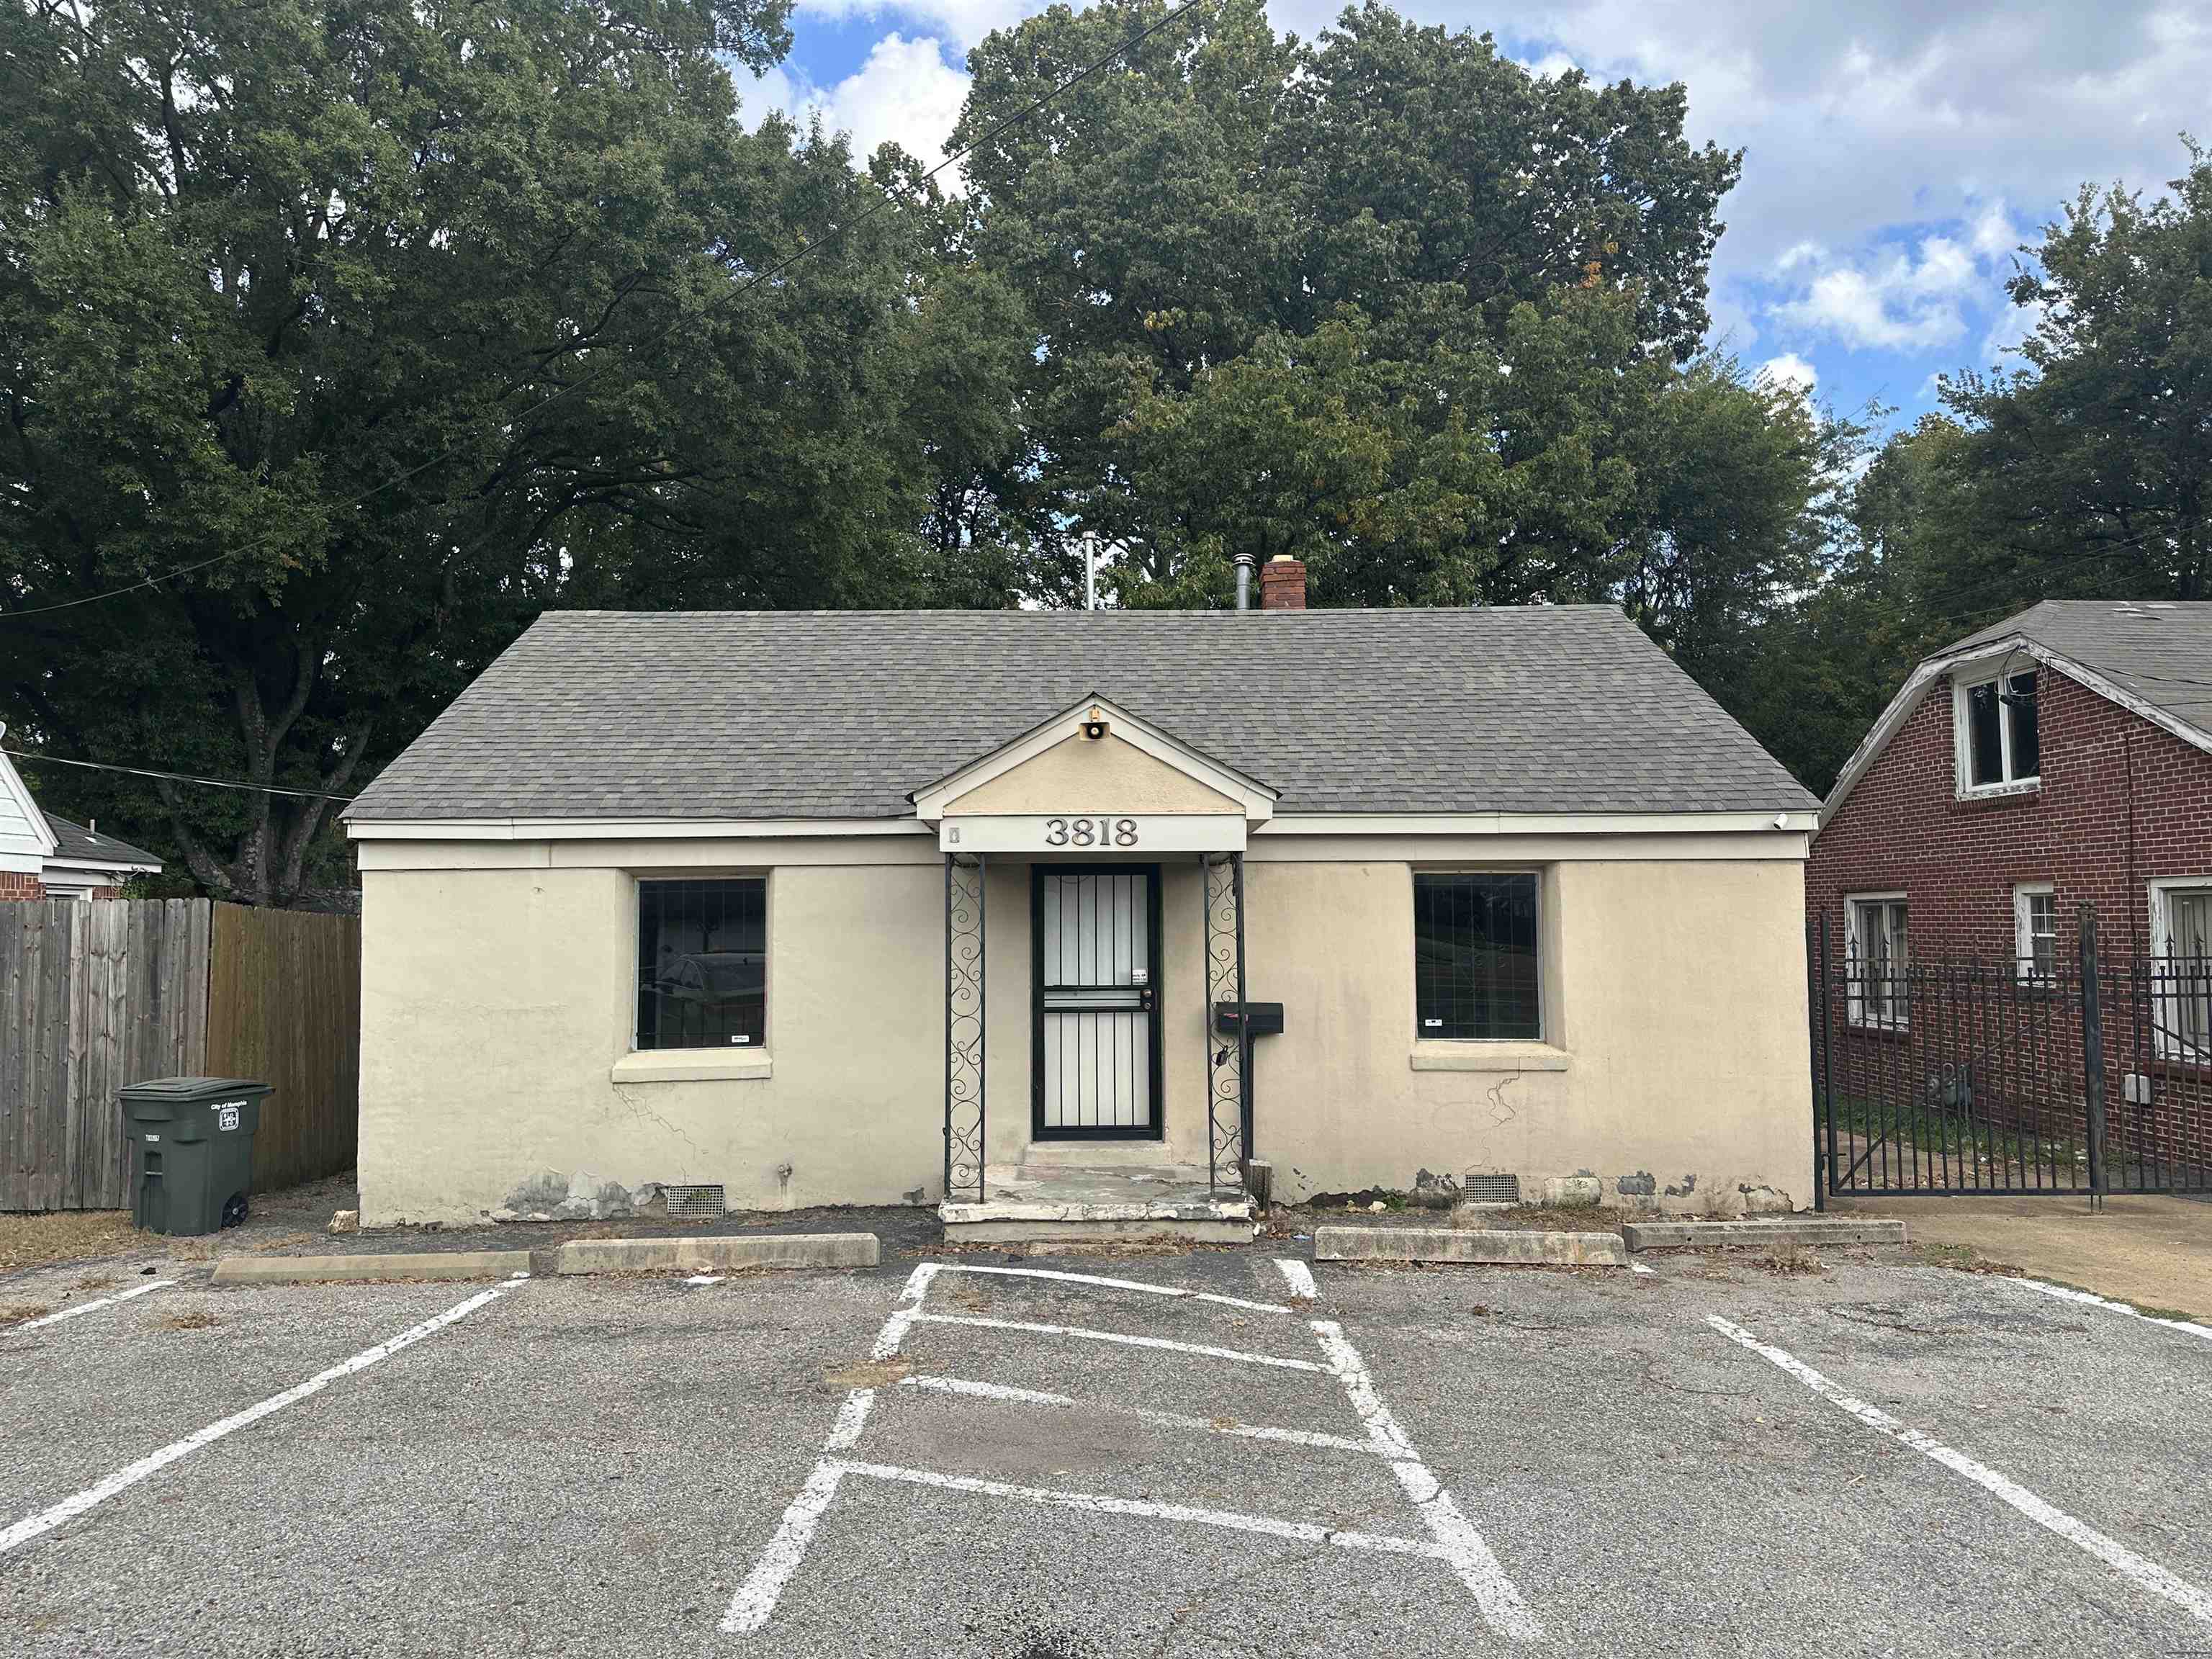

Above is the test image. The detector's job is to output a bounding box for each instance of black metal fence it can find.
[1810,907,2212,1200]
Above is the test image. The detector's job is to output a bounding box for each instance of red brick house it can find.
[1808,599,2212,1189]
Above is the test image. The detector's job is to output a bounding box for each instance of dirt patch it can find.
[0,1210,145,1273]
[160,1308,220,1331]
[824,1354,912,1390]
[0,1302,55,1327]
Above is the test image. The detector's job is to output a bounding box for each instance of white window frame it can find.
[1844,892,1909,1030]
[1951,662,2040,799]
[2148,876,2212,1064]
[2013,882,2056,984]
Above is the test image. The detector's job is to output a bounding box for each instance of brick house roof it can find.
[1824,600,2212,825]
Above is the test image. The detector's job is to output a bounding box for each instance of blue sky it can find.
[739,1,2212,435]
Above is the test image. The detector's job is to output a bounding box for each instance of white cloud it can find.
[1756,352,1817,395]
[743,33,971,176]
[1771,234,1979,351]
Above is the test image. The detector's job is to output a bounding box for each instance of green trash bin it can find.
[119,1077,271,1236]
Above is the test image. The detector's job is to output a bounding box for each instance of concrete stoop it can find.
[940,1163,1257,1244]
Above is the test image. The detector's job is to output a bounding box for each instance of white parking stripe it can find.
[1709,1315,2212,1630]
[900,1373,1378,1455]
[9,1279,175,1332]
[1308,1319,1542,1642]
[0,1285,511,1555]
[912,1313,1325,1372]
[2005,1277,2212,1344]
[934,1263,1291,1313]
[832,1460,1447,1560]
[1273,1259,1319,1300]
[722,1263,940,1635]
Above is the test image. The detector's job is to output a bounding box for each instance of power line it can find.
[3,748,357,801]
[0,0,1222,624]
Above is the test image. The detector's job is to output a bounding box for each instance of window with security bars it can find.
[2153,883,2212,1064]
[636,878,765,1051]
[1413,872,1540,1041]
[1845,894,1909,1030]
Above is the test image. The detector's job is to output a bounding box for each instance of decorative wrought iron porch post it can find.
[1202,850,1249,1193]
[945,853,986,1203]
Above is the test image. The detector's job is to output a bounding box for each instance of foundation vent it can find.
[664,1183,727,1221]
[1462,1172,1520,1206]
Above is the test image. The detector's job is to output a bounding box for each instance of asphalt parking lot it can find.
[3,1244,2208,1658]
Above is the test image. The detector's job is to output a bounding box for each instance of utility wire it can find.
[3,747,357,801]
[0,0,1221,623]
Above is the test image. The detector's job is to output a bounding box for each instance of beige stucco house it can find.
[343,592,1818,1235]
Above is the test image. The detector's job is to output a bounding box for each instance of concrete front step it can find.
[943,1216,1259,1244]
[939,1162,1255,1244]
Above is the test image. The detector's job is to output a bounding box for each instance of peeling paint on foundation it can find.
[492,1169,635,1223]
[1616,1171,1657,1197]
[1665,1173,1699,1198]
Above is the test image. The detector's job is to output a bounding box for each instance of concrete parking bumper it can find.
[210,1251,534,1285]
[1621,1218,1908,1251]
[552,1233,880,1274]
[1313,1226,1629,1265]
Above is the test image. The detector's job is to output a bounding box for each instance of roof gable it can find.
[1822,609,2212,825]
[917,696,1273,822]
[0,729,60,868]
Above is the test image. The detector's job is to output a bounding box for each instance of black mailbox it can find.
[1213,1000,1285,1038]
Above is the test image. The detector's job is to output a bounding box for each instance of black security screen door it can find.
[1033,866,1164,1139]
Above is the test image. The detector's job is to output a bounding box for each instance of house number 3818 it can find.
[1044,817,1138,848]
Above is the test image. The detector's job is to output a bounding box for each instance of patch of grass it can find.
[1760,1241,1825,1275]
[0,1210,143,1273]
[0,1302,55,1327]
[1827,1096,2088,1181]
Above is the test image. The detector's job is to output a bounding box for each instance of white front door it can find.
[1034,866,1161,1138]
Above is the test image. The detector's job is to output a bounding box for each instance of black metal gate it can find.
[1811,906,2212,1200]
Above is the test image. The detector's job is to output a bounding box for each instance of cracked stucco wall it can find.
[356,841,1815,1224]
[357,849,949,1226]
[1242,858,1815,1215]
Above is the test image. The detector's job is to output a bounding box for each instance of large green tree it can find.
[1942,146,2212,603]
[0,0,1026,904]
[950,0,1815,639]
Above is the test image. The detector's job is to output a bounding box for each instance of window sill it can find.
[611,1048,772,1084]
[1846,1020,1910,1038]
[1409,1042,1570,1073]
[1956,778,2039,803]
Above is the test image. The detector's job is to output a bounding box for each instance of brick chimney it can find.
[1259,554,1306,611]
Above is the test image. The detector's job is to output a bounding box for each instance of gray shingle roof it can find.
[344,606,1813,822]
[42,812,161,868]
[1946,601,2212,740]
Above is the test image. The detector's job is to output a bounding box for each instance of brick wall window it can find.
[1845,893,1909,1029]
[2013,883,2056,983]
[2149,878,2212,1064]
[1953,667,2039,795]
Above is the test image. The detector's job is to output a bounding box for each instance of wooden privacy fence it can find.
[0,899,359,1211]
